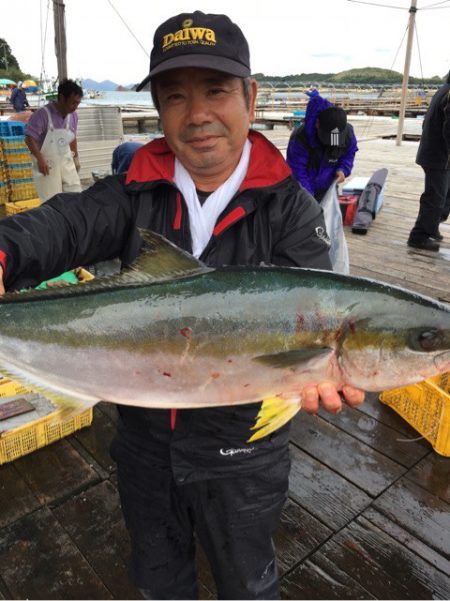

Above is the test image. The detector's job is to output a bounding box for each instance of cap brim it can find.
[317,126,347,147]
[136,54,250,91]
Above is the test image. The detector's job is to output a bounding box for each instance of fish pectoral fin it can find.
[248,396,301,442]
[253,347,333,369]
[130,229,212,281]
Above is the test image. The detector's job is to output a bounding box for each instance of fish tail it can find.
[247,396,302,442]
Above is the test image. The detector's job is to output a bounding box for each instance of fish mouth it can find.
[434,351,450,372]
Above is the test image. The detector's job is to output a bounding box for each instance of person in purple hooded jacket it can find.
[286,91,358,201]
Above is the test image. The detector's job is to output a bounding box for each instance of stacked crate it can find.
[0,121,40,215]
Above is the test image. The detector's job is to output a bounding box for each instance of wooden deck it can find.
[0,116,449,600]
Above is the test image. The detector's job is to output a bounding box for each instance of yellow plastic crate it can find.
[0,377,31,398]
[8,180,38,202]
[6,165,33,180]
[4,151,32,165]
[5,197,41,214]
[379,372,450,456]
[0,405,93,465]
[0,183,8,204]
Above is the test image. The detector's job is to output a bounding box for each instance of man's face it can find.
[60,93,82,115]
[155,68,257,188]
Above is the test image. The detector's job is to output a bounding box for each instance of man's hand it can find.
[0,266,5,296]
[335,170,346,184]
[37,156,50,176]
[301,382,364,414]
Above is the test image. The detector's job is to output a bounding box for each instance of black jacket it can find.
[0,130,331,482]
[416,81,450,169]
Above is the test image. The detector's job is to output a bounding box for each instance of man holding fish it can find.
[0,11,366,599]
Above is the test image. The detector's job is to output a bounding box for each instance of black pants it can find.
[409,167,450,241]
[113,450,290,600]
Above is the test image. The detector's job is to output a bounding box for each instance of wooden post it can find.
[53,0,68,82]
[396,0,417,146]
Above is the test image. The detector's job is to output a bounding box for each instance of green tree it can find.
[0,39,35,83]
[0,39,20,71]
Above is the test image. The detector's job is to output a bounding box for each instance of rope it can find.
[106,0,150,58]
[347,0,407,10]
[414,22,425,88]
[39,0,51,88]
[421,0,450,8]
[388,24,409,72]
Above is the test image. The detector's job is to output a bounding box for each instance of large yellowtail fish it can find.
[0,231,449,441]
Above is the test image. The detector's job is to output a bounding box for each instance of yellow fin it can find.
[247,396,301,442]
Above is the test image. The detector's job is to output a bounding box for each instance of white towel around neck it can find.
[173,138,252,258]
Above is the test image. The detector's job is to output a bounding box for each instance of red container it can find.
[338,194,359,226]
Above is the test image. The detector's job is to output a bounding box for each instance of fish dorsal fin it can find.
[0,231,212,304]
[131,229,212,281]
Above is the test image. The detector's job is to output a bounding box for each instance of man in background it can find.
[407,72,450,252]
[287,90,358,201]
[9,81,29,112]
[25,78,83,201]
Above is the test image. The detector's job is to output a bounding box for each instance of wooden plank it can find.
[0,397,34,420]
[53,480,141,600]
[0,507,111,600]
[363,507,450,575]
[357,392,432,440]
[290,413,406,496]
[315,516,450,599]
[288,444,371,530]
[280,554,375,600]
[73,405,117,473]
[320,402,429,467]
[406,452,450,503]
[13,438,100,505]
[372,479,450,558]
[0,463,40,528]
[275,498,332,575]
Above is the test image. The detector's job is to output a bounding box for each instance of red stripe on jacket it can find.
[213,206,246,236]
[173,192,182,230]
[0,251,6,277]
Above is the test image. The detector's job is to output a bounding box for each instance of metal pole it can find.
[396,0,417,146]
[53,0,68,82]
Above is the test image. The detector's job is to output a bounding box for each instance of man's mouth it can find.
[186,135,219,147]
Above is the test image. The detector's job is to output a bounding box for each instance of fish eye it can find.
[409,328,443,352]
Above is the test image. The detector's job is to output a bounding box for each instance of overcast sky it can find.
[3,0,449,86]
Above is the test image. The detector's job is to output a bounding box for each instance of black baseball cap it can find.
[136,11,251,91]
[317,106,348,147]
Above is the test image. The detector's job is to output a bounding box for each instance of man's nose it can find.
[186,93,211,124]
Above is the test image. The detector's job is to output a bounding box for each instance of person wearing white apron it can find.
[25,79,83,202]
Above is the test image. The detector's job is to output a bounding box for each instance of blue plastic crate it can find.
[0,121,26,137]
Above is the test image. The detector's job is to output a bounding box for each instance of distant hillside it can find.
[82,68,446,92]
[253,67,445,86]
[81,79,120,91]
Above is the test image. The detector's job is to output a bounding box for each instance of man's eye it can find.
[165,93,184,103]
[208,88,226,96]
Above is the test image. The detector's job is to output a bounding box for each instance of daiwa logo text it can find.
[162,27,217,51]
[220,447,255,457]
